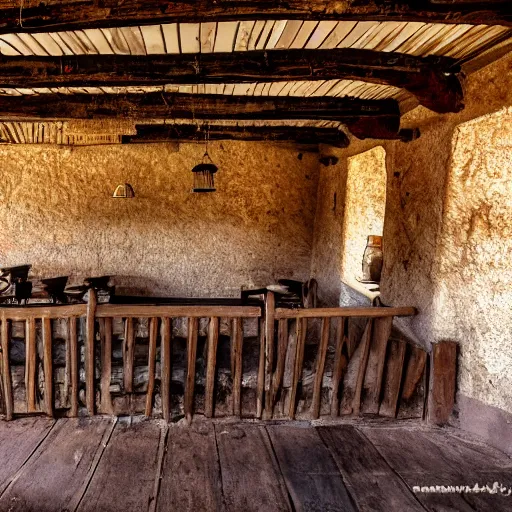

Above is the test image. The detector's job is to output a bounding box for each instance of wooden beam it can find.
[275,306,417,319]
[0,92,402,140]
[0,1,509,32]
[0,50,464,113]
[126,124,350,148]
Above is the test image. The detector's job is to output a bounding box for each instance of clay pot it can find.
[362,235,383,283]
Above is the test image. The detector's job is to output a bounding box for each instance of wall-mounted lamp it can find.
[112,183,135,198]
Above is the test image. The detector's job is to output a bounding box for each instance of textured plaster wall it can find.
[434,107,512,413]
[310,51,512,415]
[0,141,319,297]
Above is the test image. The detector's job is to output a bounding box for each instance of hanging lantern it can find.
[192,124,218,193]
[192,158,218,193]
[112,183,135,198]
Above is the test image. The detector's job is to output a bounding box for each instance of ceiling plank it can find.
[0,48,464,113]
[0,91,403,139]
[123,123,351,147]
[0,1,509,33]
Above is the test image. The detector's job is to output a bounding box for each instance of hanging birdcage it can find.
[192,124,218,192]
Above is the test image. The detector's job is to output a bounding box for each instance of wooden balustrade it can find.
[0,291,428,423]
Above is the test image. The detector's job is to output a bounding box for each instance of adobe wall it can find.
[310,51,512,448]
[0,141,319,297]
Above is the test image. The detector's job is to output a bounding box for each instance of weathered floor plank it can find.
[0,417,111,512]
[157,423,224,512]
[318,425,426,512]
[215,424,291,512]
[362,426,512,512]
[78,420,162,512]
[267,425,356,512]
[0,417,54,495]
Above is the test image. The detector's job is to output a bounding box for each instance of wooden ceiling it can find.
[0,1,510,147]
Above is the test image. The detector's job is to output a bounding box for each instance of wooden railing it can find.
[0,290,424,422]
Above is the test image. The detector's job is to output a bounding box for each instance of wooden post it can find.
[69,316,78,417]
[379,339,406,418]
[86,288,97,416]
[25,317,37,413]
[204,317,219,418]
[427,341,457,425]
[100,317,113,415]
[311,317,330,419]
[184,317,198,423]
[401,346,427,400]
[331,317,348,417]
[362,316,393,414]
[271,318,288,416]
[264,291,275,416]
[145,317,158,417]
[256,318,265,419]
[123,317,135,393]
[352,319,373,416]
[42,317,53,417]
[232,318,243,418]
[160,317,171,422]
[288,318,307,419]
[1,316,13,420]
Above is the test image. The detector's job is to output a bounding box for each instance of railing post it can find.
[42,317,53,417]
[427,341,457,425]
[205,317,219,418]
[86,288,97,416]
[263,291,275,418]
[1,315,13,420]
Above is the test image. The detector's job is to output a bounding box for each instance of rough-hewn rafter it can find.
[123,124,351,147]
[0,92,402,139]
[0,1,510,32]
[0,49,464,113]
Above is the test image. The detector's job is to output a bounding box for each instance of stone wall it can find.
[0,141,319,297]
[310,51,512,442]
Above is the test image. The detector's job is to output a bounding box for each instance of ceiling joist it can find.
[0,92,405,140]
[0,1,510,33]
[124,124,351,147]
[0,49,463,113]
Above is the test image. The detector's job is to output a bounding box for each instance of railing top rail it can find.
[95,304,262,318]
[274,306,416,319]
[0,304,87,321]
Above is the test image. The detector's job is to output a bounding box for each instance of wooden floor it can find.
[0,417,510,512]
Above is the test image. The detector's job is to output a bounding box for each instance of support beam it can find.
[0,92,402,140]
[0,50,464,113]
[124,124,350,147]
[0,1,509,32]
